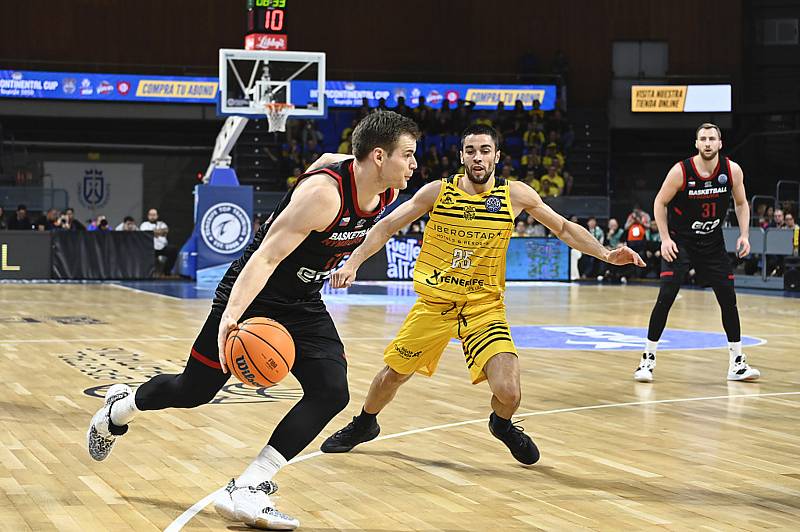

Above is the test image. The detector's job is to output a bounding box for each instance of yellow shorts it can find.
[384,297,517,384]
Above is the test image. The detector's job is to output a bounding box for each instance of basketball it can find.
[224,317,295,387]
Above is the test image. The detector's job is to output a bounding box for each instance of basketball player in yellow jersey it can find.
[321,124,644,464]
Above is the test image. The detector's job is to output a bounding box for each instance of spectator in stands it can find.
[358,97,370,119]
[394,96,410,117]
[622,213,647,278]
[544,165,565,194]
[543,142,565,170]
[115,216,139,231]
[562,170,574,195]
[539,177,560,198]
[579,217,604,278]
[36,208,62,231]
[301,120,323,150]
[0,207,5,230]
[337,130,352,154]
[606,218,623,248]
[624,204,651,229]
[513,220,528,237]
[784,213,798,255]
[526,216,547,237]
[141,208,176,276]
[770,208,785,228]
[492,102,509,132]
[499,165,518,182]
[452,99,474,132]
[645,220,662,277]
[286,167,302,189]
[524,170,540,192]
[87,215,107,231]
[529,99,544,122]
[423,144,440,169]
[62,207,85,231]
[523,153,546,178]
[474,111,493,127]
[523,121,545,148]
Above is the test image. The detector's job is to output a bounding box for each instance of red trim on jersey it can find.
[349,161,385,218]
[689,156,721,181]
[680,160,687,191]
[673,206,683,215]
[660,271,675,277]
[305,168,345,233]
[724,157,733,188]
[386,188,398,205]
[191,347,221,370]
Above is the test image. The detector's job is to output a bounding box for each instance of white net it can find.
[264,102,294,132]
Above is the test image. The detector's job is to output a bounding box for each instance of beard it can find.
[699,148,719,161]
[464,163,494,185]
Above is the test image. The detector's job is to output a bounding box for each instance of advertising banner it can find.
[43,162,143,228]
[295,80,557,110]
[358,236,569,282]
[0,231,52,280]
[0,70,218,103]
[631,84,732,112]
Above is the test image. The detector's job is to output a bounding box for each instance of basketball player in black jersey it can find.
[634,123,760,383]
[86,111,420,530]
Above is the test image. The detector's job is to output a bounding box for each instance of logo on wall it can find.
[200,202,252,255]
[63,78,76,94]
[385,237,421,279]
[79,168,109,209]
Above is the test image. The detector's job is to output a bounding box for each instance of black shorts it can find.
[189,295,346,372]
[660,237,734,286]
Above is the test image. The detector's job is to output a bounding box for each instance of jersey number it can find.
[701,202,717,218]
[451,249,473,269]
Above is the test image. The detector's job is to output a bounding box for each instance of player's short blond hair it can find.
[696,123,722,139]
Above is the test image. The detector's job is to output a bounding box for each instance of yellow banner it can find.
[464,88,547,107]
[631,85,687,112]
[136,80,218,99]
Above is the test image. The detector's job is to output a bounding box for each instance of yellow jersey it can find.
[413,175,515,303]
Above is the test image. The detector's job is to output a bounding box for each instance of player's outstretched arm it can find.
[730,161,751,258]
[305,153,353,172]
[217,176,341,370]
[330,181,440,288]
[654,163,684,262]
[509,181,645,266]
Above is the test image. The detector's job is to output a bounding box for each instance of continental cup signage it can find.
[631,84,732,113]
[464,88,548,108]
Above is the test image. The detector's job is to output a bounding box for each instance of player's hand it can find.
[736,235,751,258]
[606,245,646,267]
[330,266,357,289]
[661,238,679,262]
[217,315,238,373]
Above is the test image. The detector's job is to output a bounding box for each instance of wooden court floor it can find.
[0,282,798,531]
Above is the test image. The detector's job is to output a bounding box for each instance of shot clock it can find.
[245,0,290,50]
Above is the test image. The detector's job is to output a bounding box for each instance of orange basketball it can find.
[224,317,295,388]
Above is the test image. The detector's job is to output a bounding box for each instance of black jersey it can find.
[216,160,394,303]
[668,156,733,240]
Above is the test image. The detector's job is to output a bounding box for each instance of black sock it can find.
[490,411,511,432]
[356,407,378,427]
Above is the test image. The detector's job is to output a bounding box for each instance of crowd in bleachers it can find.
[280,96,575,196]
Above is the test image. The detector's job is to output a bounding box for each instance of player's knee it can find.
[314,377,350,416]
[712,283,737,308]
[656,283,680,307]
[379,366,412,389]
[494,383,521,409]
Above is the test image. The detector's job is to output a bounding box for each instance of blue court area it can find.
[115,280,771,352]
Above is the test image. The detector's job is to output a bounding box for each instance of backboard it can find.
[218,48,326,118]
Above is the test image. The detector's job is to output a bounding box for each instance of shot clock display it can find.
[246,0,289,50]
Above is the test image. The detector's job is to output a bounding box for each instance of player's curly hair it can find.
[351,111,421,161]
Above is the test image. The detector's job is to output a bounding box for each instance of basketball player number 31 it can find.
[452,248,473,269]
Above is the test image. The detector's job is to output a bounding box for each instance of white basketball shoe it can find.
[727,354,761,381]
[86,383,132,461]
[215,478,298,529]
[633,353,656,382]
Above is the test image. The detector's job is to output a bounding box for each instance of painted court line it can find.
[164,390,800,531]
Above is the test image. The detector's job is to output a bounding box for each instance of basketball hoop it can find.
[264,102,294,132]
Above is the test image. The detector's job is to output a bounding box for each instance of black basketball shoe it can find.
[488,412,540,465]
[320,416,380,453]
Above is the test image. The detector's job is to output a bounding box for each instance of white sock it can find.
[237,445,287,487]
[729,341,742,363]
[645,340,658,354]
[110,394,140,426]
